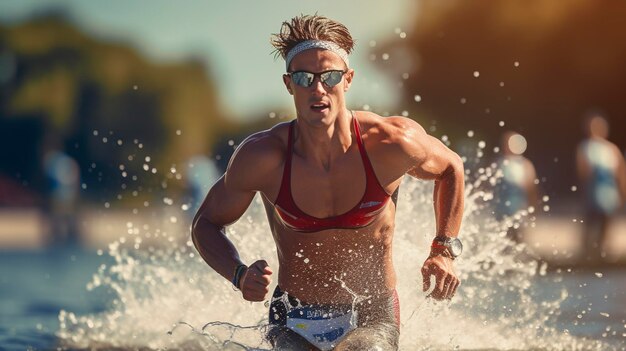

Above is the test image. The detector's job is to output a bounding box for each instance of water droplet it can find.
[499,121,505,127]
[571,186,577,192]
[382,53,390,60]
[467,130,474,137]
[514,61,520,67]
[369,40,377,47]
[400,32,407,39]
[595,272,603,278]
[414,95,422,102]
[460,97,467,104]
[303,258,310,264]
[473,71,480,78]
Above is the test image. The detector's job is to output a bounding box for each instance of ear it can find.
[282,74,293,95]
[343,69,355,92]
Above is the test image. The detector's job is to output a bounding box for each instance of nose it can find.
[310,78,327,96]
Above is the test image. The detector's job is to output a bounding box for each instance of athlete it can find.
[576,112,626,262]
[192,14,465,350]
[494,131,538,242]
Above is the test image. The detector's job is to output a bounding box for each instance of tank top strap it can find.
[276,120,296,205]
[352,112,379,182]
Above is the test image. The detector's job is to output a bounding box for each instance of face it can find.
[282,49,354,126]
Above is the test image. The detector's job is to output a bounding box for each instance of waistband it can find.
[268,286,400,327]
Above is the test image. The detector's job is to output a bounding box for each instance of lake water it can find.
[1,245,625,350]
[2,156,625,350]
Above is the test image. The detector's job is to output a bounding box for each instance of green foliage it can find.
[0,12,238,201]
[378,0,626,192]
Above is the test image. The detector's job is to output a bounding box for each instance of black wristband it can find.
[232,264,247,290]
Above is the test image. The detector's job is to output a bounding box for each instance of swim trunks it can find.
[267,286,400,350]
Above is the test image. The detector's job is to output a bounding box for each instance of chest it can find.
[289,147,368,218]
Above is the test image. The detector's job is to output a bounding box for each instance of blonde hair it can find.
[270,14,355,62]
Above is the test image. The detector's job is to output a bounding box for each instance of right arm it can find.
[191,131,282,301]
[191,175,255,284]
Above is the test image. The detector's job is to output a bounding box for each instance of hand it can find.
[421,254,460,300]
[240,260,273,302]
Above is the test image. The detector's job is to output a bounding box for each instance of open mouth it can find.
[310,102,330,113]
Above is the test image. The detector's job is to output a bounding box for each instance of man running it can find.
[192,14,465,351]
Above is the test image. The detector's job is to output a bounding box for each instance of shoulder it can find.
[355,111,462,178]
[224,121,291,192]
[355,111,430,156]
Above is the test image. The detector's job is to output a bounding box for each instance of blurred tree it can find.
[378,0,626,197]
[0,11,237,204]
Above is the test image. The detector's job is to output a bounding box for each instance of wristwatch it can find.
[431,236,463,259]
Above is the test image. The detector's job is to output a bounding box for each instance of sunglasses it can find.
[287,70,346,88]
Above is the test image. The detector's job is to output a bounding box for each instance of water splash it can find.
[57,140,616,350]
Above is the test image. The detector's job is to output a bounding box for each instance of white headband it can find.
[285,40,349,71]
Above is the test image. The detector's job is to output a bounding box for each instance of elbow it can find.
[191,211,222,242]
[191,211,213,244]
[444,153,465,184]
[451,153,464,177]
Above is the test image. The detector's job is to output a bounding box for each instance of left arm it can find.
[393,118,465,300]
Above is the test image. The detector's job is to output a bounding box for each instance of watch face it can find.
[448,238,463,257]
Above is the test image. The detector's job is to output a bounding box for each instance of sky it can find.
[0,0,418,120]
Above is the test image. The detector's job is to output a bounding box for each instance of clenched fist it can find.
[240,260,273,302]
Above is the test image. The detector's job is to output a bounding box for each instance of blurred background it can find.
[1,0,626,349]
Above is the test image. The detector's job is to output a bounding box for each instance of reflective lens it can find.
[289,70,345,88]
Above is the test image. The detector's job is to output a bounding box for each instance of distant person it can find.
[186,155,220,216]
[191,14,465,350]
[43,150,81,245]
[576,112,626,262]
[494,131,538,242]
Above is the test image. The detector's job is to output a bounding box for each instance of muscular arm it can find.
[191,175,255,282]
[191,130,282,291]
[404,124,465,239]
[385,117,464,300]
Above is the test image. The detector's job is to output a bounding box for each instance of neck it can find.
[294,109,354,171]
